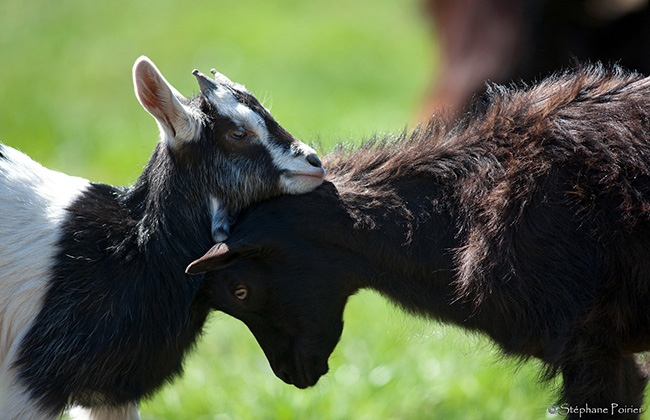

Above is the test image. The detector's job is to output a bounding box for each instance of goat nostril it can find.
[306,153,322,168]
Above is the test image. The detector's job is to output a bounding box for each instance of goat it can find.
[188,65,650,419]
[0,56,324,420]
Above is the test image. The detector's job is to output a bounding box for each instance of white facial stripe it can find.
[203,86,307,171]
[204,87,268,138]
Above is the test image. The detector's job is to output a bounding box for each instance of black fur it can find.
[191,65,650,419]
[12,81,310,415]
[1,56,326,419]
[15,149,214,414]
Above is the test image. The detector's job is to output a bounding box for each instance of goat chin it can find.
[280,169,326,194]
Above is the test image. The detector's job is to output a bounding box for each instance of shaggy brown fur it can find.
[189,65,650,419]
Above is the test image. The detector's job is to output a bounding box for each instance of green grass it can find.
[2,0,649,419]
[143,291,556,420]
[0,0,434,185]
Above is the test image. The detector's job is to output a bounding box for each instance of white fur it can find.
[272,142,324,194]
[0,146,89,420]
[68,403,140,420]
[203,85,267,135]
[210,196,230,242]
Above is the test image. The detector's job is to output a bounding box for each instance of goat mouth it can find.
[273,360,328,389]
[284,167,326,180]
[280,168,326,193]
[270,349,329,389]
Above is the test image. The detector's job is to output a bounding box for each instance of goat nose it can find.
[306,153,322,168]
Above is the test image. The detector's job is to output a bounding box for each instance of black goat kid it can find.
[0,56,324,420]
[189,66,650,419]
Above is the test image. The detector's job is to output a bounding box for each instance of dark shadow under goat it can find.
[188,65,650,419]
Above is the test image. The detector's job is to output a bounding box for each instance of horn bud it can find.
[192,69,219,96]
[210,68,235,86]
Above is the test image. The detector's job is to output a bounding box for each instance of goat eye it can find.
[229,128,247,140]
[234,285,248,300]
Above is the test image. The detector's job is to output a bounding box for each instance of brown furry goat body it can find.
[189,66,650,419]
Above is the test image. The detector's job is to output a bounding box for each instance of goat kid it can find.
[189,66,650,419]
[0,56,324,420]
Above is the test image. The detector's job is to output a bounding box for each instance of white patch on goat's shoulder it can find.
[0,331,54,419]
[68,403,141,420]
[0,146,90,413]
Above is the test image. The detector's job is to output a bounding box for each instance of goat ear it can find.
[186,243,258,274]
[133,56,198,145]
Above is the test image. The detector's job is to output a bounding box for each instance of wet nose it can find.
[306,153,322,168]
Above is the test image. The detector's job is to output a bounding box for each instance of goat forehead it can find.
[203,86,297,154]
[206,87,267,132]
[208,86,295,143]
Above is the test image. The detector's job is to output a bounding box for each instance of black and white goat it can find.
[0,56,324,420]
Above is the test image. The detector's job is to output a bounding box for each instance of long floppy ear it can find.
[133,56,198,145]
[186,242,259,274]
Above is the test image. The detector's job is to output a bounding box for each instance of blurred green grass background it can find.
[1,0,647,419]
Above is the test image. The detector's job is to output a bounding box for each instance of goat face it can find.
[188,67,325,197]
[187,191,350,388]
[132,57,325,236]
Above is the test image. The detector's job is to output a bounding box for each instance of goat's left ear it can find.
[133,56,199,146]
[186,243,258,274]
